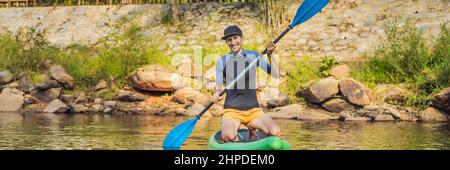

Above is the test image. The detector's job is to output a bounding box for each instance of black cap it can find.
[221,25,243,40]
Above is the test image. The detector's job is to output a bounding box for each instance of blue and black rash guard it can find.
[215,50,278,110]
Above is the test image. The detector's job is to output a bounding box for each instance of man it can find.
[211,25,281,142]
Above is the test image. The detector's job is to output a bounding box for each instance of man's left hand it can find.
[266,42,277,55]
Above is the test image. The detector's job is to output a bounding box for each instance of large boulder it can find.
[49,65,74,89]
[30,88,62,103]
[267,104,302,119]
[131,65,183,92]
[321,97,357,113]
[35,80,59,91]
[419,107,448,122]
[43,99,69,113]
[432,87,450,114]
[258,88,290,107]
[301,77,339,104]
[174,87,210,107]
[0,71,13,85]
[0,88,24,112]
[339,78,372,106]
[330,64,350,79]
[116,90,146,102]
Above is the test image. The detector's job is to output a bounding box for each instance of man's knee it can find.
[269,127,281,136]
[222,131,237,142]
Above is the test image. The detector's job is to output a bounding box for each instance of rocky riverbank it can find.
[1,62,448,123]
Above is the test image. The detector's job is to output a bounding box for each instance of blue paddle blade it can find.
[163,116,199,149]
[289,0,330,29]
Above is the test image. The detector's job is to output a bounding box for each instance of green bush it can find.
[353,21,449,109]
[284,57,320,102]
[0,27,62,74]
[0,24,171,91]
[319,56,337,77]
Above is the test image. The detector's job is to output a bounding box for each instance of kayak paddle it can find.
[163,0,330,150]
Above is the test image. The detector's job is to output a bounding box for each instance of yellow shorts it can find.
[221,108,265,125]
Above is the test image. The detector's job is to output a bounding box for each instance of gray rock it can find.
[345,116,372,122]
[164,102,187,115]
[116,90,146,102]
[18,76,34,94]
[184,103,211,117]
[103,107,113,114]
[321,97,357,113]
[0,88,24,112]
[36,80,59,91]
[338,111,352,121]
[0,71,13,85]
[49,65,74,89]
[6,81,20,89]
[41,59,54,70]
[174,87,210,107]
[94,98,104,104]
[382,105,402,120]
[432,87,450,114]
[301,77,339,104]
[43,99,69,113]
[384,86,407,105]
[60,94,75,104]
[259,88,290,107]
[130,64,182,92]
[91,104,105,113]
[297,108,332,120]
[267,93,290,107]
[339,78,372,106]
[374,114,395,121]
[30,88,62,103]
[419,107,448,123]
[23,94,38,105]
[268,104,302,119]
[356,105,381,119]
[104,101,117,109]
[69,103,89,113]
[95,80,108,91]
[74,92,88,104]
[330,64,350,79]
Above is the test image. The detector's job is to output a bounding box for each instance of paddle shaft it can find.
[196,27,292,118]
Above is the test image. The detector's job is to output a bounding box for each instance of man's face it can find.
[225,35,243,54]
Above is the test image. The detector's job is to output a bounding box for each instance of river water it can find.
[0,112,449,150]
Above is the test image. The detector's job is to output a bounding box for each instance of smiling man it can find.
[211,25,281,142]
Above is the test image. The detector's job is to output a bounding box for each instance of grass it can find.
[352,21,449,109]
[0,23,171,92]
[283,56,321,102]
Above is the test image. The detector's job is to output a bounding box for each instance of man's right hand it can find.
[211,92,223,103]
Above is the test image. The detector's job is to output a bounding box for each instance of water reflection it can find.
[0,112,449,150]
